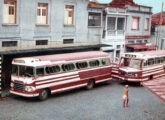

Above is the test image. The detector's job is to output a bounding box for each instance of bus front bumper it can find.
[10,90,39,97]
[118,76,140,82]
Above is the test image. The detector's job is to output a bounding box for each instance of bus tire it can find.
[39,89,49,100]
[86,79,95,90]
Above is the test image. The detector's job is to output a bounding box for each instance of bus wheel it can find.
[39,89,49,100]
[86,79,94,90]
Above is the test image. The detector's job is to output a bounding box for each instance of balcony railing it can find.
[107,30,125,36]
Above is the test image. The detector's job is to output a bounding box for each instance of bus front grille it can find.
[121,72,125,75]
[14,81,25,92]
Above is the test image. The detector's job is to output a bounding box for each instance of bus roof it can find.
[123,50,165,59]
[12,51,109,67]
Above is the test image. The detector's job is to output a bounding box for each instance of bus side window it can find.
[163,57,165,63]
[68,64,75,70]
[148,59,154,65]
[156,57,161,64]
[143,61,148,66]
[52,66,60,73]
[45,67,49,74]
[46,67,54,74]
[12,65,18,75]
[160,57,163,63]
[101,58,109,65]
[83,62,88,68]
[36,68,44,76]
[62,64,75,71]
[76,61,88,69]
[49,67,54,73]
[62,65,67,71]
[89,60,100,67]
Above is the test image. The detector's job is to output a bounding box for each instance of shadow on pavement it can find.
[8,79,141,102]
[9,81,113,102]
[119,80,142,87]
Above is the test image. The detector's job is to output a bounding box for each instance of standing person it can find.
[123,85,129,108]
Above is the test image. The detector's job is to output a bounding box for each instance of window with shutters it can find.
[107,17,125,36]
[37,3,48,25]
[3,0,17,24]
[65,5,74,25]
[131,17,139,30]
[145,18,150,31]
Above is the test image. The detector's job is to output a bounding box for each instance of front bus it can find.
[118,54,143,82]
[10,51,112,100]
[10,60,40,98]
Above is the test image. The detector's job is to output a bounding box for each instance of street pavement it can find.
[0,80,165,120]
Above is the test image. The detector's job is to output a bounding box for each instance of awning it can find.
[126,43,156,50]
[141,76,165,102]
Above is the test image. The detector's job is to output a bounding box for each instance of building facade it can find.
[0,0,99,52]
[125,3,154,52]
[0,0,154,97]
[102,7,126,60]
[88,0,154,60]
[151,12,165,50]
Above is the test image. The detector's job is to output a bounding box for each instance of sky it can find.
[97,0,165,13]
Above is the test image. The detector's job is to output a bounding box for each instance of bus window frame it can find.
[12,65,35,77]
[155,57,161,64]
[89,59,100,67]
[101,58,110,66]
[143,56,165,68]
[147,58,155,66]
[76,61,88,69]
[45,65,61,74]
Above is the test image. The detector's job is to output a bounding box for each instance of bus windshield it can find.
[129,59,142,69]
[12,65,34,77]
[120,58,131,67]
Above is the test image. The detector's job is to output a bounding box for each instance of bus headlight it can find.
[10,83,14,87]
[127,73,138,77]
[134,74,138,77]
[25,86,36,92]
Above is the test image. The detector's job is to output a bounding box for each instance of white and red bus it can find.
[112,50,165,82]
[10,51,112,100]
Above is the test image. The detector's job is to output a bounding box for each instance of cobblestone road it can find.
[0,80,165,120]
